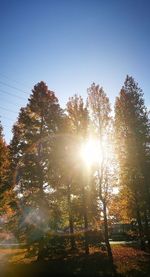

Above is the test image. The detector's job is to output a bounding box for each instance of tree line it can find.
[0,75,150,263]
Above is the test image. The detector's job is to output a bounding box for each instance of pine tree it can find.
[0,122,11,227]
[0,122,10,201]
[114,75,150,249]
[10,81,64,258]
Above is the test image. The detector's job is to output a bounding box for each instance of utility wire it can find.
[0,115,15,121]
[0,72,30,89]
[1,123,14,129]
[0,80,29,95]
[0,89,27,100]
[0,98,23,107]
[0,106,18,114]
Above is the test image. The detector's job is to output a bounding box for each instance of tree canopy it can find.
[0,76,150,261]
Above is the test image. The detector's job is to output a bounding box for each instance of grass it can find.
[0,244,150,277]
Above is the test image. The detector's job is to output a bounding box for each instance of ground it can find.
[0,244,150,277]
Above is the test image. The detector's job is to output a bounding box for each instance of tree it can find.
[0,122,10,204]
[114,75,150,249]
[87,83,115,266]
[0,122,12,232]
[66,94,90,254]
[10,81,64,258]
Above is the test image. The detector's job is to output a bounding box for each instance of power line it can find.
[1,123,14,129]
[0,106,18,114]
[0,115,15,121]
[0,80,29,95]
[0,98,23,107]
[0,89,27,100]
[0,72,30,89]
[0,120,16,129]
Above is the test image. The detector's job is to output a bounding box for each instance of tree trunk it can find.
[37,115,47,260]
[82,185,89,254]
[83,206,89,255]
[144,209,150,248]
[103,200,113,263]
[102,200,117,275]
[67,183,76,250]
[136,204,146,250]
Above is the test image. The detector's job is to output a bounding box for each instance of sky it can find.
[0,0,150,143]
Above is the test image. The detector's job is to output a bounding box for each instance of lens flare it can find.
[80,138,102,167]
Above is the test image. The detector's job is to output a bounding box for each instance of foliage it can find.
[114,75,150,248]
[1,76,150,262]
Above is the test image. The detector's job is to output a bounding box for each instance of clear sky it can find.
[0,0,150,143]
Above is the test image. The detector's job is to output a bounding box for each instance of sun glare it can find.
[80,138,102,167]
[112,187,119,195]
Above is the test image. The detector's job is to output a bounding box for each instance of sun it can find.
[80,138,102,167]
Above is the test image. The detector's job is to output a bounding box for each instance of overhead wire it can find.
[0,88,27,100]
[0,115,16,121]
[1,123,14,129]
[0,75,31,141]
[0,77,28,129]
[0,75,30,112]
[0,75,29,111]
[0,80,29,95]
[0,106,18,114]
[0,98,24,107]
[0,72,30,89]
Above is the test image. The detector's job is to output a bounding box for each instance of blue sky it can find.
[0,0,150,143]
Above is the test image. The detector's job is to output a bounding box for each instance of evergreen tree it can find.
[0,122,10,203]
[10,81,64,258]
[0,121,11,231]
[114,75,150,249]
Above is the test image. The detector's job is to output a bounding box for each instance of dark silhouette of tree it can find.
[114,75,150,249]
[0,122,10,211]
[10,81,64,259]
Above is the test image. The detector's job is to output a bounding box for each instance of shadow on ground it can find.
[0,251,119,277]
[0,244,150,277]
